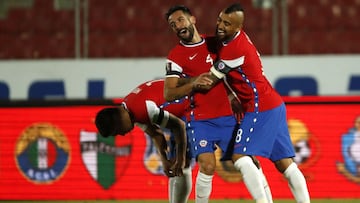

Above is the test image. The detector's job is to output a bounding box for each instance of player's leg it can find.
[232,154,268,203]
[195,152,216,203]
[169,165,192,203]
[232,111,279,203]
[187,119,220,203]
[272,139,310,203]
[167,129,192,203]
[274,158,310,203]
[259,167,273,203]
[251,157,273,203]
[271,104,310,203]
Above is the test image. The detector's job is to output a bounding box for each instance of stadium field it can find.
[3,200,359,203]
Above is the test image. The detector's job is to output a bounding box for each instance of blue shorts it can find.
[187,115,237,160]
[233,103,295,162]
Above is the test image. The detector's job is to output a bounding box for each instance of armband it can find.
[210,60,232,79]
[210,57,244,79]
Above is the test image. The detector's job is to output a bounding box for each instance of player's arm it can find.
[164,59,195,101]
[195,57,245,91]
[164,57,215,101]
[164,75,215,101]
[164,77,194,102]
[209,57,244,79]
[146,104,187,176]
[164,113,187,176]
[177,77,194,86]
[227,88,243,122]
[144,125,173,177]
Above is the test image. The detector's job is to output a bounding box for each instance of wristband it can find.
[210,66,225,79]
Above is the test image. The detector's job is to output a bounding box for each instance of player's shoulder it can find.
[167,42,184,55]
[167,45,190,63]
[239,30,254,45]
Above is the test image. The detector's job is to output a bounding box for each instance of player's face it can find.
[114,107,134,136]
[216,11,241,42]
[168,10,195,43]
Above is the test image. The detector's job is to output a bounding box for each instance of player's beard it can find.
[215,26,227,42]
[177,24,195,43]
[215,26,234,43]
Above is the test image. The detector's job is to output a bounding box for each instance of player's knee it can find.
[251,156,261,169]
[274,157,294,173]
[232,153,245,163]
[199,162,216,175]
[197,153,216,175]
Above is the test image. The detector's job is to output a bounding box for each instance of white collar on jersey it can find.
[180,37,205,47]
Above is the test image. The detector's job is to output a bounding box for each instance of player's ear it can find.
[190,15,196,24]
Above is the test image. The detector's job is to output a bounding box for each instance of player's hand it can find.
[230,95,243,123]
[170,160,184,177]
[162,159,175,177]
[192,73,213,92]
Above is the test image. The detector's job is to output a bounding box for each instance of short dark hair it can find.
[165,5,192,20]
[224,3,244,14]
[95,107,119,137]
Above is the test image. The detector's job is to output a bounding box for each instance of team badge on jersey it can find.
[15,123,70,184]
[199,140,208,147]
[336,120,360,183]
[80,130,132,189]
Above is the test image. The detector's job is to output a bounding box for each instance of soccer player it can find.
[202,3,311,203]
[164,5,272,203]
[94,79,191,203]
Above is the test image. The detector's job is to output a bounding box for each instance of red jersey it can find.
[166,36,233,120]
[219,30,283,112]
[122,79,188,127]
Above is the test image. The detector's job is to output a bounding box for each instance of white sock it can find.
[233,156,268,203]
[195,171,213,203]
[283,162,310,203]
[169,167,192,203]
[259,168,273,203]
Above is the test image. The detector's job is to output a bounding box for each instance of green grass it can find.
[1,200,359,203]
